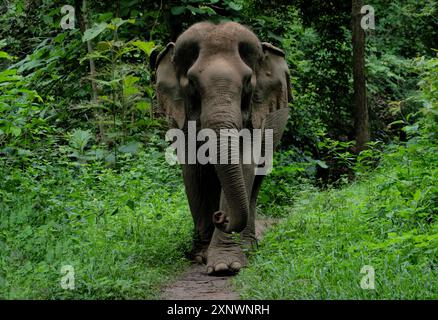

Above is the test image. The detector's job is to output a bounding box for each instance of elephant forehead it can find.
[208,23,258,45]
[203,33,238,52]
[178,22,259,51]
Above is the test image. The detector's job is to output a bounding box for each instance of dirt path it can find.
[162,218,276,300]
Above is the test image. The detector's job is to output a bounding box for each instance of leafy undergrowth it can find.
[0,150,192,299]
[235,139,438,299]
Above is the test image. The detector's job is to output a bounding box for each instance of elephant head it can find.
[155,22,291,233]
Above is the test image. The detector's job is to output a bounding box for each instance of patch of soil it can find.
[162,218,276,300]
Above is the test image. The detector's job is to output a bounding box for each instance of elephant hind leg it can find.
[187,232,211,264]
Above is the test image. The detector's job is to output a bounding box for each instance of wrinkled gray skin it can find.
[156,22,291,275]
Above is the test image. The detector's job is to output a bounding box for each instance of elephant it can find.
[155,22,291,275]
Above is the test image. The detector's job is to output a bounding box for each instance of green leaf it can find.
[123,75,140,97]
[108,18,135,30]
[171,6,186,15]
[96,12,113,23]
[69,129,93,153]
[17,58,43,73]
[126,200,135,211]
[315,160,328,169]
[79,51,111,63]
[227,2,243,11]
[0,69,21,82]
[0,39,7,49]
[0,51,13,60]
[267,31,283,42]
[111,18,125,28]
[135,100,150,112]
[198,6,216,15]
[95,41,111,52]
[118,141,142,154]
[105,153,116,165]
[131,40,155,57]
[10,126,22,137]
[82,22,108,42]
[388,120,406,127]
[145,86,154,98]
[17,148,33,156]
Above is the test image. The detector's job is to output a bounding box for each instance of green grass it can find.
[0,150,192,299]
[2,140,436,299]
[235,140,438,299]
[2,122,437,300]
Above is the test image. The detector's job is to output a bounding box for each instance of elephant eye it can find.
[174,41,200,74]
[238,42,259,69]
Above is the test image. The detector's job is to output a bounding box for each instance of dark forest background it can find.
[0,0,437,299]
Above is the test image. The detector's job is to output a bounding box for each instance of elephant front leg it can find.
[206,190,248,275]
[182,164,221,263]
[207,227,247,275]
[206,163,259,275]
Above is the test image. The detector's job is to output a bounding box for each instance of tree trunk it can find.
[76,0,98,102]
[76,0,103,140]
[352,0,369,152]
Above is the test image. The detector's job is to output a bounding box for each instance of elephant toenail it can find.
[230,262,242,271]
[214,263,228,272]
[194,255,204,264]
[207,266,214,274]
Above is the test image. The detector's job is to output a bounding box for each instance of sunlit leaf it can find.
[82,22,108,42]
[131,40,155,57]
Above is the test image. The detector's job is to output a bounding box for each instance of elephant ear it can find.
[155,42,185,129]
[252,43,291,144]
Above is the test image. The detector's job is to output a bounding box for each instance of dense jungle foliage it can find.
[0,0,437,299]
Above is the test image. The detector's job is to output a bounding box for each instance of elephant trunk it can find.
[212,129,249,233]
[198,62,250,233]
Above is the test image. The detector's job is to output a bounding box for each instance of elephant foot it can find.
[194,248,207,264]
[242,231,257,249]
[206,242,247,275]
[242,238,258,254]
[189,249,207,264]
[187,238,210,264]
